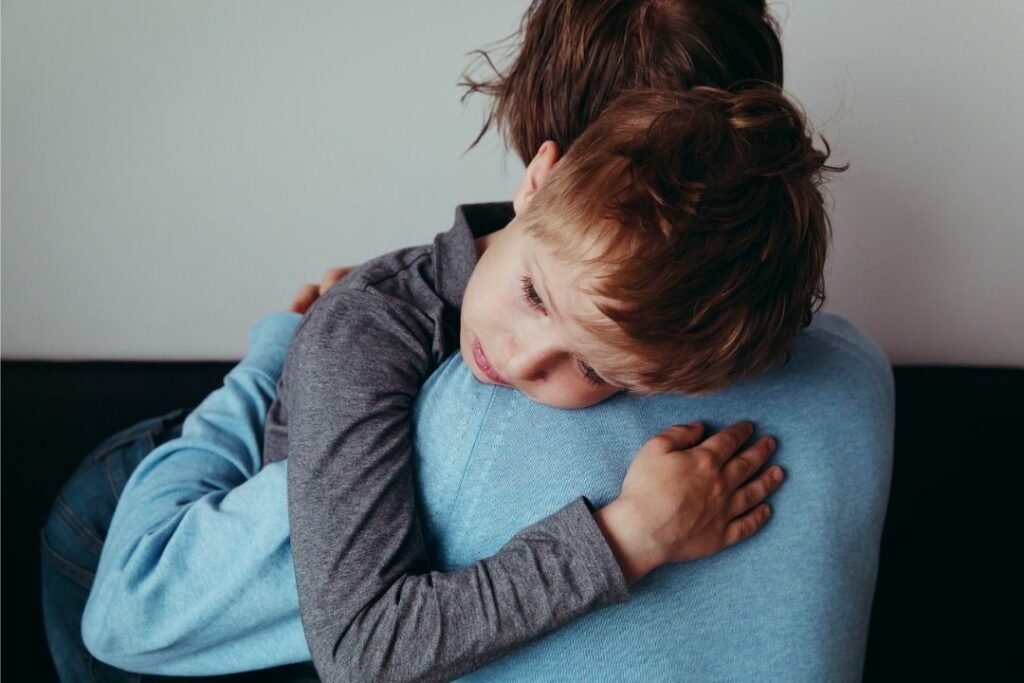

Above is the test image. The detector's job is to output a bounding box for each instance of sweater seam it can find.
[445,386,497,532]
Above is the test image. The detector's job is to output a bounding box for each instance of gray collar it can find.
[433,202,515,312]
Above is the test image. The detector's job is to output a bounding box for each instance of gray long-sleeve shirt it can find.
[263,203,630,683]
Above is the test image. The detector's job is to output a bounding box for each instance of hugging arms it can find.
[59,303,893,681]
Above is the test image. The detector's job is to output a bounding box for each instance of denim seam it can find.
[90,432,147,462]
[107,432,154,499]
[87,408,187,463]
[54,496,104,552]
[40,528,96,587]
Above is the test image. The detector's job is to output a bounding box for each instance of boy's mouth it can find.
[472,338,510,386]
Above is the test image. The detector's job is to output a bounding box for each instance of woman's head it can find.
[462,0,784,165]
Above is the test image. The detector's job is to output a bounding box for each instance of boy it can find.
[269,84,837,682]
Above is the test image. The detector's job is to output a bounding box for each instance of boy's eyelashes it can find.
[520,274,546,313]
[518,274,607,387]
[577,358,607,387]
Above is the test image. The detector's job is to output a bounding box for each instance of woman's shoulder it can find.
[794,311,895,405]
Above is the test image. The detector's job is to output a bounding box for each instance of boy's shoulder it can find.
[339,241,437,295]
[318,220,453,304]
[286,202,506,360]
[300,238,441,335]
[286,233,455,371]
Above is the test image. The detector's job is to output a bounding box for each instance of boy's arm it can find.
[82,312,311,675]
[286,290,631,683]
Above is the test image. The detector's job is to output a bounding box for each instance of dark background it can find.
[2,361,1020,680]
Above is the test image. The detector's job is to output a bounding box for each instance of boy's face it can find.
[459,141,626,409]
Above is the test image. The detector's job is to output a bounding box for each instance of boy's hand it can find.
[289,266,356,314]
[594,421,783,585]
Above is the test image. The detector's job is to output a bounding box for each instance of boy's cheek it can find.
[554,385,622,410]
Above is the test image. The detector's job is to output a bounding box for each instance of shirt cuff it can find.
[556,496,631,606]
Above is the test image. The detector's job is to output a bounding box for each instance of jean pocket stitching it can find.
[90,437,125,462]
[115,431,153,497]
[90,431,148,463]
[105,453,124,499]
[89,408,188,464]
[54,496,104,552]
[159,406,189,429]
[40,529,96,588]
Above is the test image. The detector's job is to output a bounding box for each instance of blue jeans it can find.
[40,409,319,683]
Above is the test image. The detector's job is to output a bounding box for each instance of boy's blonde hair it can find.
[520,86,845,395]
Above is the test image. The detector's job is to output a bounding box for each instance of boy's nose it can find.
[504,337,562,384]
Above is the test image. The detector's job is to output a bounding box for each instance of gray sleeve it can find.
[284,290,630,683]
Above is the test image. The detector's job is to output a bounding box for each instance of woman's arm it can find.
[82,312,311,675]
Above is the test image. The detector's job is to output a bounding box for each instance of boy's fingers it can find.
[698,421,756,467]
[651,422,706,452]
[727,465,784,519]
[721,435,777,489]
[722,504,772,548]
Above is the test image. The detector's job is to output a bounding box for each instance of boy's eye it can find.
[520,275,546,313]
[521,274,606,388]
[578,359,607,387]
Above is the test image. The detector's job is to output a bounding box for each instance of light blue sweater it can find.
[83,310,894,681]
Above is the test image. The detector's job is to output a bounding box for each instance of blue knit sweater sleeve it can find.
[81,312,310,675]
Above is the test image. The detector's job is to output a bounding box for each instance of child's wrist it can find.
[593,499,663,585]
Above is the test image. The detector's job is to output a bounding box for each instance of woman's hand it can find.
[594,420,783,584]
[289,266,357,314]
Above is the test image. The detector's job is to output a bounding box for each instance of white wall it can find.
[3,1,1022,365]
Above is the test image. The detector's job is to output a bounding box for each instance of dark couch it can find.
[2,361,1020,680]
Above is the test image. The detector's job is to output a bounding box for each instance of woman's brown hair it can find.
[519,86,847,395]
[461,0,785,166]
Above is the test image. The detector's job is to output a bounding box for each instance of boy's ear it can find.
[513,141,560,214]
